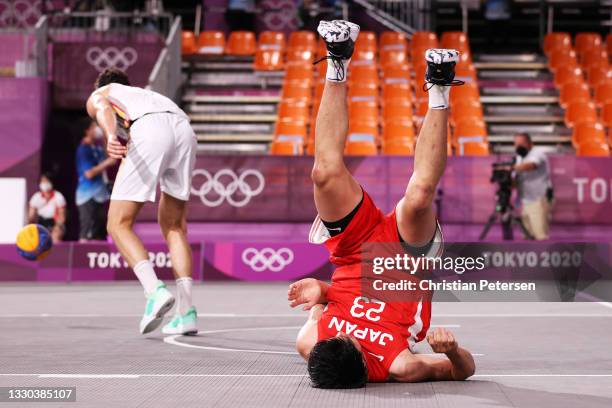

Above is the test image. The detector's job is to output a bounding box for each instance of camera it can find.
[490,158,516,213]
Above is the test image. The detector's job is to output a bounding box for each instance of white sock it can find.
[326,57,351,83]
[176,277,193,315]
[133,260,159,296]
[428,84,451,109]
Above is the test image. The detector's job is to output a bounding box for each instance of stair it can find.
[181,56,283,154]
[475,53,572,154]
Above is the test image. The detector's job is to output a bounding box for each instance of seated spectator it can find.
[28,173,66,243]
[76,120,116,241]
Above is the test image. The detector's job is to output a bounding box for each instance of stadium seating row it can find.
[545,31,612,156]
[269,30,487,156]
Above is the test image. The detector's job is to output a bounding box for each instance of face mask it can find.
[516,146,528,158]
[39,182,52,192]
[94,126,104,139]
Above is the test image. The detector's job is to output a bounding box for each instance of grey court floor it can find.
[1,282,612,408]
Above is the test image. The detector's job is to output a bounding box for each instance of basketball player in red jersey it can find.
[288,20,475,388]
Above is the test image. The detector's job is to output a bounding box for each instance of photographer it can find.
[512,133,552,240]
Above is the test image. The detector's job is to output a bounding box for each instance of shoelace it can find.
[313,55,346,82]
[422,79,464,92]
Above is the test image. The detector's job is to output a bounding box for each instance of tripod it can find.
[479,202,533,241]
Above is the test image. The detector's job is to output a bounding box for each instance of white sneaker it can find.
[162,307,198,335]
[139,281,175,334]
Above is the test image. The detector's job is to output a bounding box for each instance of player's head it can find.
[94,68,130,89]
[307,335,368,389]
[514,132,532,157]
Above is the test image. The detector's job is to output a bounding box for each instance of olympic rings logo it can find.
[86,46,138,72]
[242,247,294,272]
[0,0,43,28]
[190,169,265,208]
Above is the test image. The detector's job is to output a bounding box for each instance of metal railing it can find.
[11,15,47,78]
[147,16,182,101]
[352,0,432,34]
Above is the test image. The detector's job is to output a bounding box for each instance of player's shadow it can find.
[364,380,612,407]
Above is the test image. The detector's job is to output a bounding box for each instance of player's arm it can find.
[288,278,330,310]
[390,328,475,382]
[86,90,126,159]
[295,304,324,360]
[514,161,537,172]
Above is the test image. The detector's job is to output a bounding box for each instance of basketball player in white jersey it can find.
[86,68,197,335]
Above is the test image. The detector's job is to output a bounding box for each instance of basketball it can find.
[15,224,53,261]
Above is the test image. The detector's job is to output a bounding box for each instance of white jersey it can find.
[106,83,189,122]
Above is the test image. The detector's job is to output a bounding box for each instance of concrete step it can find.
[480,95,558,104]
[488,123,569,135]
[476,53,542,63]
[485,104,562,116]
[183,94,280,104]
[485,115,564,123]
[196,133,273,142]
[190,113,278,122]
[189,72,283,88]
[474,62,548,70]
[479,70,550,80]
[186,104,277,114]
[191,123,274,134]
[488,134,571,144]
[196,143,268,155]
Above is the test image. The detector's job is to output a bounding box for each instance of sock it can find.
[428,84,451,109]
[326,57,351,83]
[133,260,159,296]
[176,277,193,315]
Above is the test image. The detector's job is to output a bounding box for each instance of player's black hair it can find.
[94,68,130,89]
[307,337,368,389]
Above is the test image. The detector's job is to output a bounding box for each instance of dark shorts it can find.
[78,199,108,240]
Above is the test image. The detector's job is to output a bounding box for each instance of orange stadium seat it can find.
[382,101,413,124]
[581,48,609,70]
[454,119,487,152]
[565,101,597,128]
[411,46,430,69]
[277,100,309,123]
[544,32,572,55]
[595,82,612,106]
[345,140,378,156]
[314,59,327,78]
[288,31,316,51]
[352,48,377,65]
[382,120,415,142]
[274,121,307,141]
[382,138,414,155]
[548,49,578,72]
[577,141,610,156]
[457,51,473,66]
[355,31,377,52]
[281,83,312,103]
[349,65,379,87]
[575,32,603,56]
[197,31,225,54]
[254,49,283,71]
[382,83,413,103]
[349,100,379,125]
[316,38,327,59]
[286,48,314,64]
[348,121,379,143]
[554,66,584,88]
[450,82,480,105]
[258,31,285,50]
[380,31,408,51]
[382,64,411,84]
[559,82,590,108]
[571,121,606,148]
[226,31,256,55]
[455,64,477,82]
[461,141,490,156]
[587,65,612,89]
[284,64,314,83]
[270,140,303,155]
[412,31,438,50]
[451,100,483,124]
[181,31,196,55]
[441,31,469,52]
[314,79,325,100]
[348,82,378,102]
[415,98,428,117]
[380,49,408,69]
[602,102,612,128]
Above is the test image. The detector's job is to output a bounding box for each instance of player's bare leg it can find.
[107,199,175,334]
[312,20,362,222]
[397,50,461,246]
[159,192,197,335]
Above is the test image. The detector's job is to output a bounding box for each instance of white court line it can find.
[0,373,611,379]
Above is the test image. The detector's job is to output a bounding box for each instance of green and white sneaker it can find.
[139,281,175,334]
[162,307,198,335]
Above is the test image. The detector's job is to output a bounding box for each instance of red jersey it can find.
[311,191,440,382]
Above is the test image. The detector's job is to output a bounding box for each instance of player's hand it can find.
[288,278,322,311]
[106,135,127,159]
[427,327,458,354]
